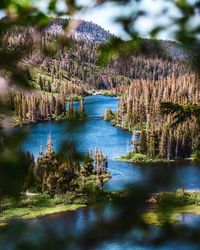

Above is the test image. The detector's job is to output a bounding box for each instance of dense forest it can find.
[1,17,195,93]
[0,18,199,161]
[6,92,86,126]
[7,134,110,195]
[1,0,200,246]
[105,73,200,160]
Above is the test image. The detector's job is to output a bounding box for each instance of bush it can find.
[103,108,114,121]
[122,152,146,162]
[192,150,200,160]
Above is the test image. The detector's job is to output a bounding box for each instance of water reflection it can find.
[37,206,200,250]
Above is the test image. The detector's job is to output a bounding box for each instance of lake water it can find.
[21,95,200,192]
[4,95,200,249]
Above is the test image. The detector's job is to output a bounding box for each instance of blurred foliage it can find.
[0,131,30,196]
[97,0,200,71]
[0,0,200,249]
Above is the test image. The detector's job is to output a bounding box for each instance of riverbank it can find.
[0,194,85,225]
[143,190,200,225]
[2,190,200,227]
[117,152,176,163]
[0,111,87,129]
[0,89,88,129]
[0,185,116,226]
[116,151,199,164]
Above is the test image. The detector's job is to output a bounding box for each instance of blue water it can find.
[2,95,200,249]
[20,95,200,192]
[36,207,200,250]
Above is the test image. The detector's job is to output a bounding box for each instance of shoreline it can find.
[0,192,89,226]
[0,113,88,129]
[0,94,117,129]
[117,157,200,164]
[0,203,86,226]
[143,190,200,225]
[2,190,200,226]
[143,204,200,226]
[116,153,199,164]
[116,157,176,164]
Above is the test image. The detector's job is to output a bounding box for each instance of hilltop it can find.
[44,19,112,44]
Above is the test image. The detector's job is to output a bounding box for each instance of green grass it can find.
[117,152,175,163]
[143,191,200,225]
[0,174,112,225]
[0,194,86,225]
[118,151,199,164]
[0,204,85,225]
[143,205,200,226]
[56,112,87,121]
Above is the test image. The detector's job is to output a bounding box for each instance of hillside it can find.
[1,18,194,92]
[0,18,197,127]
[44,19,112,44]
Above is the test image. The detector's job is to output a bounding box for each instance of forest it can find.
[0,1,200,248]
[6,92,86,126]
[104,73,200,161]
[2,133,111,197]
[0,17,199,161]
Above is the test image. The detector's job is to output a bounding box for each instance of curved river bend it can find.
[7,95,200,250]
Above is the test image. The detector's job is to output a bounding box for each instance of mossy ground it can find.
[143,191,200,225]
[0,173,112,225]
[0,194,86,225]
[0,203,85,225]
[1,190,200,227]
[117,152,175,163]
[143,205,200,226]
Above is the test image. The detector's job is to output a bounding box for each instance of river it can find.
[6,95,200,249]
[22,95,200,192]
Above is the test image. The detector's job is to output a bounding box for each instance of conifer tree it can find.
[81,152,94,177]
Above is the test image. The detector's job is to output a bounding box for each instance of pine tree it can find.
[103,108,113,121]
[46,134,53,156]
[81,152,94,177]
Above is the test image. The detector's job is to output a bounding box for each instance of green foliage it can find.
[161,102,200,126]
[79,182,111,204]
[103,108,114,121]
[0,133,32,196]
[81,153,94,177]
[57,110,87,121]
[192,150,200,161]
[0,0,200,248]
[157,191,200,208]
[121,152,147,162]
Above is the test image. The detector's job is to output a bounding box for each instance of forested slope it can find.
[0,18,198,127]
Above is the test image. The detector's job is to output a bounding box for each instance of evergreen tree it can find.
[81,152,94,177]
